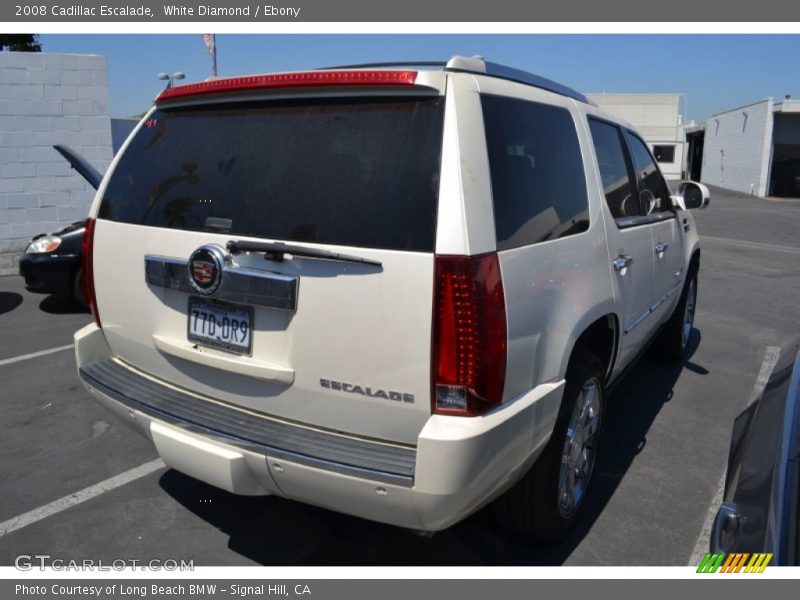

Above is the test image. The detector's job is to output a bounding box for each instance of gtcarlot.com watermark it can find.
[15,554,194,571]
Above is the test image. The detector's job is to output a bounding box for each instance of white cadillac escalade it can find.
[74,56,709,540]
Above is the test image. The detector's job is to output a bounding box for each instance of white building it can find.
[691,98,800,198]
[586,93,684,179]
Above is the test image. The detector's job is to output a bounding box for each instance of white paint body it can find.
[76,67,702,530]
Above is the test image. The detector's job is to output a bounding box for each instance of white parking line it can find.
[749,346,782,405]
[0,459,166,537]
[687,345,782,565]
[0,344,75,367]
[702,235,800,256]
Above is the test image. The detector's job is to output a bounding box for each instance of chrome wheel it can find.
[558,377,602,518]
[681,278,697,351]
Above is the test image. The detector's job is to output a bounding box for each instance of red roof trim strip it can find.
[157,70,419,102]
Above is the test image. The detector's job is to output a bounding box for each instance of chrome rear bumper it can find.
[79,358,416,487]
[76,323,563,531]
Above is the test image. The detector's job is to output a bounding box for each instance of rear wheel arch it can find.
[494,344,607,539]
[565,314,619,385]
[491,316,619,538]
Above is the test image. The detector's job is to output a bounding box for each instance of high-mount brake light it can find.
[81,217,100,328]
[157,70,419,102]
[432,253,507,416]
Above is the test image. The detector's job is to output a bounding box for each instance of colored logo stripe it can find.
[721,553,749,573]
[745,553,773,573]
[696,553,773,573]
[697,553,726,573]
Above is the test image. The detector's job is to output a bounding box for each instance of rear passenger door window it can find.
[624,132,674,217]
[587,119,639,221]
[481,95,589,250]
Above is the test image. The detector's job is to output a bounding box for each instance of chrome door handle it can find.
[655,241,669,255]
[613,254,633,272]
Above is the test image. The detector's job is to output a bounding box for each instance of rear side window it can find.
[99,97,445,252]
[481,95,589,250]
[587,118,639,220]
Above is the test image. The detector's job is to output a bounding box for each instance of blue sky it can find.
[39,34,799,121]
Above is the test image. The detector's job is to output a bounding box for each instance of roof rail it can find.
[315,56,591,105]
[444,56,591,105]
[319,61,446,70]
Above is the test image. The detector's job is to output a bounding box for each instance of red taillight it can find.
[157,70,418,102]
[432,253,507,416]
[81,217,100,327]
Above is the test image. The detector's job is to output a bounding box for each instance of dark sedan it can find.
[18,144,102,306]
[19,219,88,304]
[711,341,800,566]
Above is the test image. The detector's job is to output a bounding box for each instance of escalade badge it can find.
[187,244,227,296]
[320,378,415,403]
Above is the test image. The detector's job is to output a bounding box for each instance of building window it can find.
[653,145,675,163]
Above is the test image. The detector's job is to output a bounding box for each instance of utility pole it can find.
[204,34,218,77]
[211,34,217,77]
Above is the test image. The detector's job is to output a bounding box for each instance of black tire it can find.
[72,267,86,308]
[655,266,698,362]
[493,349,605,540]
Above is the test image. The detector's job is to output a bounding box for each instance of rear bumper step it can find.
[79,359,416,487]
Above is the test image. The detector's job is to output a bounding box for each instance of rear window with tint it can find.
[481,95,589,250]
[99,97,445,252]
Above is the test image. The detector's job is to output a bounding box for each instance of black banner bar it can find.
[3,0,800,22]
[3,579,798,600]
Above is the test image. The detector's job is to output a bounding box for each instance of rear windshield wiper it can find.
[226,240,382,267]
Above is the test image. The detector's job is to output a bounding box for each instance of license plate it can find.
[188,297,253,355]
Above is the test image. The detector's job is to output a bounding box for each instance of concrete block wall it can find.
[701,99,774,197]
[0,52,114,275]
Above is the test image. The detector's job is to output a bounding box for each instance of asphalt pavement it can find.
[1,185,798,566]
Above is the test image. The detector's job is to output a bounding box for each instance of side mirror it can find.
[672,181,710,211]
